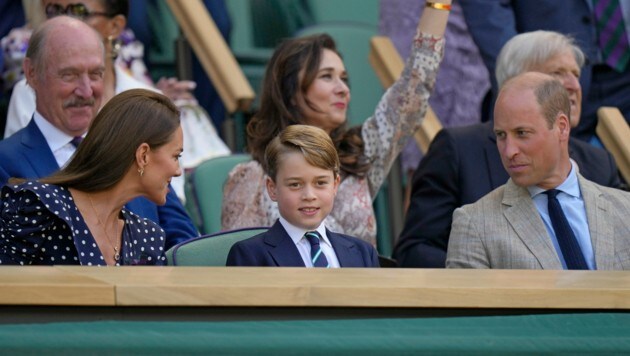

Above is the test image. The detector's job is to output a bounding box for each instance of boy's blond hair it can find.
[263,124,340,181]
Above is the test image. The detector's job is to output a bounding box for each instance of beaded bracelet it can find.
[426,1,451,11]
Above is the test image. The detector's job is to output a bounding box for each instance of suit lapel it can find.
[502,180,563,269]
[22,119,60,176]
[327,230,360,267]
[264,221,306,267]
[579,176,614,270]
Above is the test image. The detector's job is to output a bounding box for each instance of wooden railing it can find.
[166,0,255,113]
[2,267,630,310]
[596,107,630,184]
[369,36,443,153]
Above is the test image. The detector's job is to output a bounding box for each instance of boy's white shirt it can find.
[279,217,341,268]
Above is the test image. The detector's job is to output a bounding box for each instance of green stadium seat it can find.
[184,154,251,235]
[166,227,268,266]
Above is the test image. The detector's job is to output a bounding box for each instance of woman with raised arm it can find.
[222,1,452,247]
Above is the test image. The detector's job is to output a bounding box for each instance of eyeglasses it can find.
[45,3,112,20]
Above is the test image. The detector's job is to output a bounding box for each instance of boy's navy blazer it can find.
[226,220,379,267]
[0,119,198,249]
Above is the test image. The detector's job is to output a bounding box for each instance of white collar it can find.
[33,111,83,152]
[279,217,332,247]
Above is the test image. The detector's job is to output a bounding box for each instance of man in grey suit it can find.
[446,72,630,270]
[395,31,623,268]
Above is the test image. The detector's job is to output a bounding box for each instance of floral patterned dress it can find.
[221,31,445,247]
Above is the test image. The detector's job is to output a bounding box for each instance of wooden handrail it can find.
[596,107,630,183]
[368,36,442,153]
[166,0,255,113]
[3,266,630,310]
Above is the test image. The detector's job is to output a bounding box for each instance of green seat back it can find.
[306,0,379,27]
[166,227,268,266]
[147,0,179,80]
[185,154,251,235]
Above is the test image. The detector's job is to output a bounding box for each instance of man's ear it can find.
[556,113,571,140]
[23,57,38,88]
[265,176,278,202]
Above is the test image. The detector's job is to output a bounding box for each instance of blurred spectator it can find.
[459,0,630,144]
[2,0,231,200]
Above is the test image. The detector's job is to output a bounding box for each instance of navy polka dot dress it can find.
[0,181,166,266]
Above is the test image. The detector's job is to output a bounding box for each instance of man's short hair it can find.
[25,16,104,80]
[534,77,572,128]
[501,72,571,128]
[496,30,585,88]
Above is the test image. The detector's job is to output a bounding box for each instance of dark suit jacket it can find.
[0,119,198,249]
[226,220,380,267]
[459,0,630,139]
[459,1,596,96]
[393,121,622,268]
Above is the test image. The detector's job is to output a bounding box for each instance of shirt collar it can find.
[528,159,581,199]
[279,217,332,247]
[33,111,85,152]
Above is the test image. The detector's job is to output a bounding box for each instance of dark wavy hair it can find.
[99,0,129,17]
[247,33,370,178]
[40,89,180,191]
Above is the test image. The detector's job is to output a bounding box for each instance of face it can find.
[142,126,184,205]
[266,151,340,230]
[24,21,105,137]
[43,0,113,36]
[494,87,571,189]
[298,49,350,134]
[531,50,582,127]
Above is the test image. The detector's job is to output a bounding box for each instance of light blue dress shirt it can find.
[528,161,595,270]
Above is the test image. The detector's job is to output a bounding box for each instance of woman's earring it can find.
[138,168,144,177]
[107,35,122,60]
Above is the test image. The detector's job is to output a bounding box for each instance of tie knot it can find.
[70,136,83,148]
[304,231,321,247]
[545,189,560,199]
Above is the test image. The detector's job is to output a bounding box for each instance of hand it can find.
[156,77,197,101]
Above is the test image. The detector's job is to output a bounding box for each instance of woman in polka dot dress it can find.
[0,89,183,266]
[221,2,451,247]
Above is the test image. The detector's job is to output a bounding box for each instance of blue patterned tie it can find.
[304,231,330,268]
[70,136,83,148]
[593,0,630,72]
[545,190,589,270]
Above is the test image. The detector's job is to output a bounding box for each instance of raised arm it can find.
[418,0,452,37]
[363,0,451,197]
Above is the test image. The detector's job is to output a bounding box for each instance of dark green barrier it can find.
[1,313,629,355]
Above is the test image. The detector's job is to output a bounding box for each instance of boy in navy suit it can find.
[226,125,379,267]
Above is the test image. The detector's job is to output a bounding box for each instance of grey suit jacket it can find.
[446,174,630,270]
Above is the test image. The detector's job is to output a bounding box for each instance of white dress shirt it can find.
[33,112,82,168]
[279,217,341,268]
